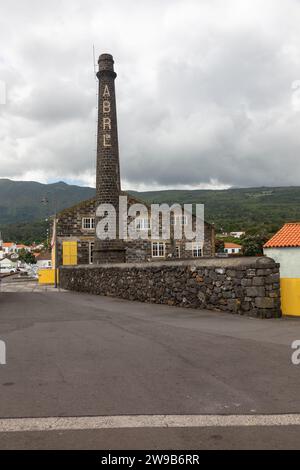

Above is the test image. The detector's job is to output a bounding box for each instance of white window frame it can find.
[135,217,151,231]
[89,242,94,264]
[152,242,166,258]
[170,215,188,226]
[82,217,95,230]
[192,243,202,258]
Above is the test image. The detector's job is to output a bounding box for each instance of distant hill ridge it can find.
[1,179,300,242]
[0,179,95,225]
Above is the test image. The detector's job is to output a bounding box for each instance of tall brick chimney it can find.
[93,53,125,264]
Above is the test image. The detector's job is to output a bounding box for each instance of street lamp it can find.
[41,195,58,289]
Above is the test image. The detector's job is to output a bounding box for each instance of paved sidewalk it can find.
[0,278,66,292]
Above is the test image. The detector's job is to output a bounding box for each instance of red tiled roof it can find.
[224,242,242,249]
[2,242,14,247]
[264,223,300,248]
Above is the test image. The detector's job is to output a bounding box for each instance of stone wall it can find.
[60,256,281,318]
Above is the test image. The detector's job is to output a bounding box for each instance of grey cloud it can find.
[1,0,300,189]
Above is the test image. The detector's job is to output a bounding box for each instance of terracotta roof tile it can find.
[264,223,300,248]
[224,242,242,248]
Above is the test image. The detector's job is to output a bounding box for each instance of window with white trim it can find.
[89,242,94,264]
[82,218,95,230]
[135,217,151,231]
[175,245,180,258]
[152,242,165,258]
[170,214,188,226]
[192,243,202,258]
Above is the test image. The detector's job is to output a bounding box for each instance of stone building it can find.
[55,53,215,266]
[56,193,215,266]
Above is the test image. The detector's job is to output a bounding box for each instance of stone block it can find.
[255,297,275,309]
[252,277,265,286]
[246,286,265,297]
[215,268,225,274]
[241,279,252,287]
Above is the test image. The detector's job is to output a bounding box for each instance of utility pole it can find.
[41,195,58,289]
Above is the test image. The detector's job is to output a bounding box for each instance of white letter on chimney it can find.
[103,117,111,131]
[103,85,110,98]
[103,101,111,113]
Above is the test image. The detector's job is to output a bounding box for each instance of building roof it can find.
[36,251,52,261]
[224,242,242,249]
[264,223,300,248]
[2,242,15,248]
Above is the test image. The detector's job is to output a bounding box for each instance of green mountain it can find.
[1,179,300,243]
[0,179,95,225]
[130,186,300,234]
[0,179,95,244]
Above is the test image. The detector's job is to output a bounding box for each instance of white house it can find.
[2,242,17,255]
[229,231,245,239]
[36,252,52,269]
[224,242,242,255]
[0,258,17,273]
[264,222,300,317]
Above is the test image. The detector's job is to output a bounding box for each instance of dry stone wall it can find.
[60,257,281,318]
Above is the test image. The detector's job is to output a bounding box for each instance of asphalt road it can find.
[1,280,300,449]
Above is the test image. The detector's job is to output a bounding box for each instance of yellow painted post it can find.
[280,278,300,317]
[38,269,59,285]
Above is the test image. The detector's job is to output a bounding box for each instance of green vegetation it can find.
[0,179,95,225]
[18,248,37,264]
[0,179,95,244]
[215,238,225,253]
[0,219,49,245]
[130,186,300,234]
[240,233,269,257]
[1,180,300,244]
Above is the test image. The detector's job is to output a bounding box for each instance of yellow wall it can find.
[38,269,59,285]
[280,278,300,317]
[62,241,78,266]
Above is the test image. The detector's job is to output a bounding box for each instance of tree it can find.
[18,249,37,265]
[240,233,269,257]
[215,238,225,253]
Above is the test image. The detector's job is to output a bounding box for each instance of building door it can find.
[62,241,78,266]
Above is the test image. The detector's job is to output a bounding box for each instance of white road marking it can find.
[1,414,300,433]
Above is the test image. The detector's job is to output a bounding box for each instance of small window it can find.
[152,242,165,258]
[82,218,95,230]
[171,215,188,226]
[89,242,94,264]
[175,246,180,258]
[135,217,150,231]
[180,215,188,226]
[192,243,202,258]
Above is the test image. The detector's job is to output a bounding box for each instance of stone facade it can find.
[56,194,215,265]
[60,256,281,318]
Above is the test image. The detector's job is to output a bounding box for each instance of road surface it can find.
[0,278,300,449]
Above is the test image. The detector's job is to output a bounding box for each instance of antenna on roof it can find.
[93,44,97,79]
[93,45,98,185]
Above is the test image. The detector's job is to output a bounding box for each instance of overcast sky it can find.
[1,0,300,190]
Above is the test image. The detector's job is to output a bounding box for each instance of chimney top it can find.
[98,53,115,73]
